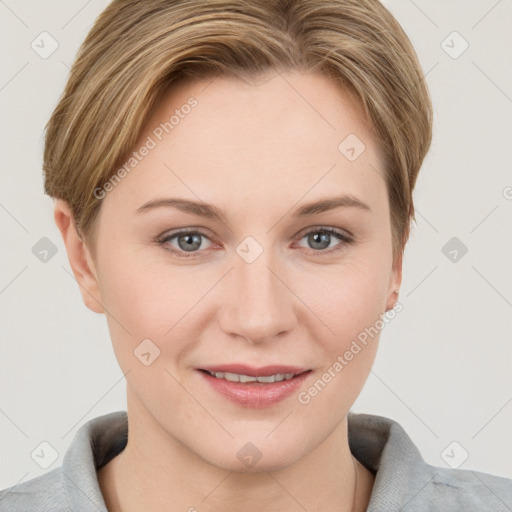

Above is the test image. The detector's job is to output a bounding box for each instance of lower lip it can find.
[197,370,311,408]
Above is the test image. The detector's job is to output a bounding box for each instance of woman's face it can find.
[74,71,401,471]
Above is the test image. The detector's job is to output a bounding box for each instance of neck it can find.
[98,393,374,512]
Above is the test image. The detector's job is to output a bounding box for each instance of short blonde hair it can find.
[44,0,432,261]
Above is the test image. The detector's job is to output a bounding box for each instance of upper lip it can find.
[199,364,310,377]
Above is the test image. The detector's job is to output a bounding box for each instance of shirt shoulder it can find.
[0,468,70,512]
[0,411,127,512]
[427,465,512,511]
[348,412,512,511]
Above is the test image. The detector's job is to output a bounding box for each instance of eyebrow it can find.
[135,194,371,222]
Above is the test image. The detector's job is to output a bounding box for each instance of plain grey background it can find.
[1,0,511,490]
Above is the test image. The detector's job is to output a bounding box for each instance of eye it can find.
[157,226,353,258]
[158,229,213,258]
[295,227,353,254]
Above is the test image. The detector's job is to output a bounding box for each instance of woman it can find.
[1,0,511,510]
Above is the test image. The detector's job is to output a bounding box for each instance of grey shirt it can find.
[1,410,511,511]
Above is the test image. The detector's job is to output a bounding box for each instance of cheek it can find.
[297,256,389,334]
[98,243,183,329]
[295,257,389,387]
[296,268,386,413]
[96,247,211,367]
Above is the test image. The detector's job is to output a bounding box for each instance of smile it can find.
[197,365,312,408]
[202,370,297,383]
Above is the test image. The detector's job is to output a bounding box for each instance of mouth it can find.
[196,364,312,408]
[199,369,305,383]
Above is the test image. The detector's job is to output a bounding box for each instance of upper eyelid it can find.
[158,227,215,243]
[295,225,353,240]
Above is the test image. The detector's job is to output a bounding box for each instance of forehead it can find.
[101,71,386,218]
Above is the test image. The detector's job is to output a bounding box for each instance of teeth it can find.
[210,371,296,383]
[239,374,258,383]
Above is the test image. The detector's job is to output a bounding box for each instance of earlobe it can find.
[53,200,105,314]
[386,252,403,312]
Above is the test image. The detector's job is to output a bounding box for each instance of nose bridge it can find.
[220,241,295,342]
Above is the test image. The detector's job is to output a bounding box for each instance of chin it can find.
[209,448,301,474]
[192,429,311,474]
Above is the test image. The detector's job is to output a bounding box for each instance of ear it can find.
[386,250,403,311]
[53,200,105,314]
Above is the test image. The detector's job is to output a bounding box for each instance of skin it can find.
[55,70,402,512]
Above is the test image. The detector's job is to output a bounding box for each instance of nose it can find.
[218,248,297,344]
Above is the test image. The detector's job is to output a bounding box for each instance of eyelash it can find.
[156,227,354,259]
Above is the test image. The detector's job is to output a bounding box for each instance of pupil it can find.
[310,232,330,250]
[179,233,201,251]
